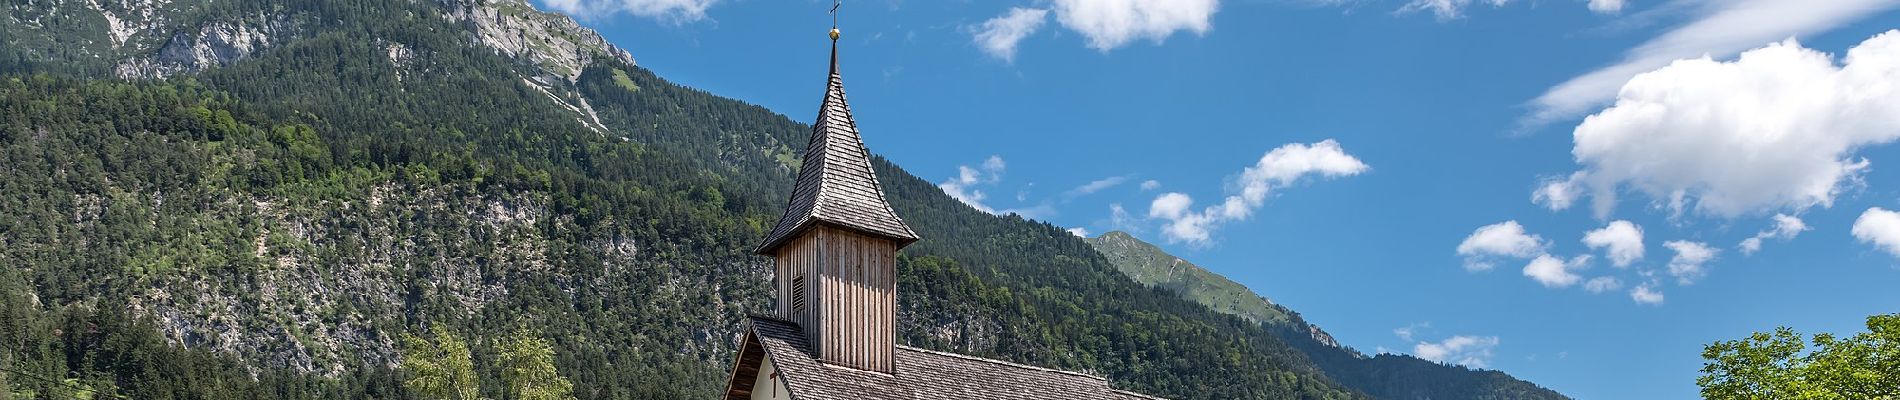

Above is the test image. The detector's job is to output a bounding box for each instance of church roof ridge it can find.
[893,344,1109,382]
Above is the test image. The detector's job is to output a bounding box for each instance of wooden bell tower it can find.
[754,22,919,374]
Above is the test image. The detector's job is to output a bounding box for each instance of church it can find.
[720,25,1167,400]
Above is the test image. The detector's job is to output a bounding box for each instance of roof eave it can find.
[755,218,919,256]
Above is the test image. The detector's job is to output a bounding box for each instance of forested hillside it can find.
[0,0,1559,398]
[1087,232,1568,399]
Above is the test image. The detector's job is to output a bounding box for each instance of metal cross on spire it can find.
[828,0,842,41]
[830,0,841,29]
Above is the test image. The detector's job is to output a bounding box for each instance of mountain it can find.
[1,0,1553,399]
[1088,231,1297,328]
[1086,231,1570,400]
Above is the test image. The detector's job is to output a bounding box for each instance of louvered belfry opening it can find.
[754,36,919,374]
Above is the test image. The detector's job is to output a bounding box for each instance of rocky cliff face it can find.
[438,0,636,83]
[16,0,632,83]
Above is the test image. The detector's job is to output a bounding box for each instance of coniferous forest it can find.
[0,0,1566,398]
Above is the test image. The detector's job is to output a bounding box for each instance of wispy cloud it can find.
[938,156,1007,213]
[539,0,719,22]
[1664,240,1717,285]
[1149,140,1367,245]
[1413,335,1501,368]
[1397,0,1511,20]
[1068,176,1131,198]
[972,7,1050,63]
[1740,214,1809,255]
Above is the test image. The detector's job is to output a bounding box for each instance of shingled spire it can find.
[755,34,919,255]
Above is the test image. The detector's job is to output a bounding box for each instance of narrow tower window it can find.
[791,275,807,314]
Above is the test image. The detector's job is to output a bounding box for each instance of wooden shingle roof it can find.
[756,41,919,255]
[730,316,1167,400]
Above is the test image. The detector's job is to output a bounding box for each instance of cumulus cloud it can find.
[1529,0,1900,124]
[1149,140,1368,245]
[1457,221,1548,271]
[1630,283,1665,305]
[1546,30,1900,218]
[1740,214,1810,255]
[1582,220,1645,267]
[938,156,1007,214]
[1532,173,1584,211]
[1398,0,1511,20]
[1523,254,1590,288]
[1583,276,1623,293]
[539,0,718,22]
[1664,240,1718,284]
[1067,227,1091,237]
[1051,0,1219,51]
[1413,335,1501,368]
[1853,207,1900,258]
[973,7,1050,63]
[1140,179,1162,191]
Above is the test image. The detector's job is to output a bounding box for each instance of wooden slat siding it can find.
[770,225,898,373]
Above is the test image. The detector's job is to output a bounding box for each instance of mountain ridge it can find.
[1085,230,1570,400]
[2,1,1561,398]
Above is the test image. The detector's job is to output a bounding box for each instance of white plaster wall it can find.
[750,353,792,400]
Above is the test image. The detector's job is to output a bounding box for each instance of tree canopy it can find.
[1699,314,1900,400]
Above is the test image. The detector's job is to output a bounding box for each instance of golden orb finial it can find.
[830,28,841,41]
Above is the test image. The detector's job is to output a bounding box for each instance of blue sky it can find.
[541,0,1900,398]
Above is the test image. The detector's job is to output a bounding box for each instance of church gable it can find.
[729,316,1163,400]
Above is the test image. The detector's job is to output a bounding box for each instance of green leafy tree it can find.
[1699,314,1900,400]
[401,325,481,400]
[497,328,575,400]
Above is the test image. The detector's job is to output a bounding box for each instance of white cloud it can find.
[1740,214,1810,255]
[1149,140,1368,245]
[1532,173,1584,211]
[938,155,1008,214]
[1398,0,1510,20]
[1140,180,1162,190]
[1588,0,1626,14]
[1050,0,1219,51]
[1148,193,1193,220]
[1549,30,1900,218]
[1413,335,1500,368]
[1109,203,1141,233]
[1523,254,1588,288]
[1630,283,1666,305]
[973,7,1050,63]
[982,155,1006,174]
[1067,227,1091,237]
[1457,221,1547,271]
[1853,207,1900,258]
[1582,220,1645,267]
[1069,176,1129,197]
[1530,0,1900,124]
[539,0,718,22]
[1393,323,1425,342]
[1583,276,1623,293]
[1664,240,1718,284]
